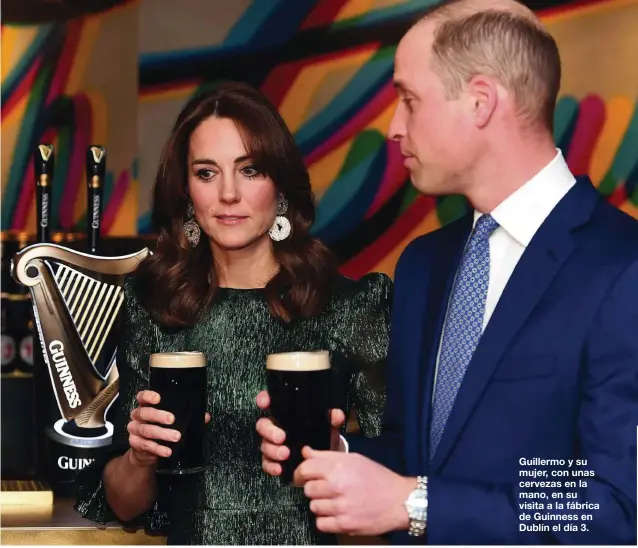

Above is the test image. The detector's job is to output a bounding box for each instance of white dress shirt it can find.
[478,149,577,329]
[433,149,576,387]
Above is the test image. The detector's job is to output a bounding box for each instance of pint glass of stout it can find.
[149,352,207,475]
[266,351,332,484]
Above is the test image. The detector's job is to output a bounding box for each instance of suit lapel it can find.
[419,215,473,467]
[429,177,599,472]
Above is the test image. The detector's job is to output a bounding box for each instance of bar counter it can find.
[0,498,165,545]
[1,498,388,545]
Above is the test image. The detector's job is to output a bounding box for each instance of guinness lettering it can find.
[57,456,94,470]
[48,340,82,408]
[91,195,100,229]
[41,193,49,228]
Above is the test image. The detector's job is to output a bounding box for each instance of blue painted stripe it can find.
[295,47,394,154]
[137,211,153,234]
[131,156,140,179]
[141,0,316,69]
[313,130,386,243]
[1,25,54,105]
[553,96,579,154]
[226,0,317,49]
[332,0,443,30]
[140,43,249,70]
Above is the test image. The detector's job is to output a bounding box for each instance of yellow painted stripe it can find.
[1,27,39,80]
[278,46,378,132]
[1,27,18,80]
[139,84,199,104]
[308,139,353,197]
[65,18,101,94]
[541,0,637,24]
[368,97,399,134]
[619,199,638,220]
[88,90,109,144]
[589,96,634,186]
[108,176,139,236]
[71,92,107,224]
[335,0,376,21]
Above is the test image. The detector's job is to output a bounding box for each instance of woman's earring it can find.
[184,203,201,247]
[269,195,291,242]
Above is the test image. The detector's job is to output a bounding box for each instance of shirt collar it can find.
[473,149,576,247]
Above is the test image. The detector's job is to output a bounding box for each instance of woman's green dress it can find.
[74,273,392,545]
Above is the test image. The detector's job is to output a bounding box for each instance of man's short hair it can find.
[421,1,561,131]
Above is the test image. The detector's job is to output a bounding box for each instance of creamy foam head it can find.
[150,351,206,368]
[266,351,330,372]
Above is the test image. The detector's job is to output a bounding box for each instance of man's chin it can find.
[409,174,441,196]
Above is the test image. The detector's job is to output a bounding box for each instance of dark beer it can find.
[149,352,207,475]
[266,351,332,484]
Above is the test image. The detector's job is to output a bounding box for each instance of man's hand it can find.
[255,390,346,477]
[294,447,415,536]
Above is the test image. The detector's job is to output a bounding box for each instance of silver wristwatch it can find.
[404,476,428,536]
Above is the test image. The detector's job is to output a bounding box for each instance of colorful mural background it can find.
[2,0,139,236]
[2,0,637,279]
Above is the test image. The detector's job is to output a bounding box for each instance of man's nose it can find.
[387,103,405,142]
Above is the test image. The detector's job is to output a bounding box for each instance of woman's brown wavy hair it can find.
[134,81,338,328]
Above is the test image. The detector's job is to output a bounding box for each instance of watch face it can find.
[408,490,428,511]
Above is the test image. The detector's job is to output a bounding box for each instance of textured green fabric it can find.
[74,273,392,545]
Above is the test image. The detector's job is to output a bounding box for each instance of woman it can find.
[74,81,392,545]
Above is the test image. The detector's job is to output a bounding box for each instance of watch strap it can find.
[407,476,428,537]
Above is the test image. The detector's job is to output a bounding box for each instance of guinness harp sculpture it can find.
[11,243,149,492]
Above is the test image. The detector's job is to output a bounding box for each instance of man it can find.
[257,0,638,543]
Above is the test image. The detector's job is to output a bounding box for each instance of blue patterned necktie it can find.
[429,214,499,459]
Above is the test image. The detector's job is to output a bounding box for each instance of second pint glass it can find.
[266,351,332,483]
[149,351,207,474]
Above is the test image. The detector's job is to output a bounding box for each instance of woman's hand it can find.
[127,390,211,467]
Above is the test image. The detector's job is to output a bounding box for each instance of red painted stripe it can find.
[608,185,627,207]
[60,95,92,229]
[366,140,407,218]
[263,42,381,110]
[1,59,41,119]
[537,0,611,18]
[260,63,305,108]
[565,94,605,176]
[339,194,437,277]
[300,0,351,30]
[139,78,202,98]
[46,20,83,105]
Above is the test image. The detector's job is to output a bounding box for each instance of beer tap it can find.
[86,146,106,255]
[34,144,54,244]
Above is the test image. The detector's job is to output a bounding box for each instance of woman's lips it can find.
[215,215,248,225]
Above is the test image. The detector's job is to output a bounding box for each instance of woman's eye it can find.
[241,165,262,179]
[196,169,215,181]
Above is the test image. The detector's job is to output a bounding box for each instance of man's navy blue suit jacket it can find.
[350,177,638,545]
